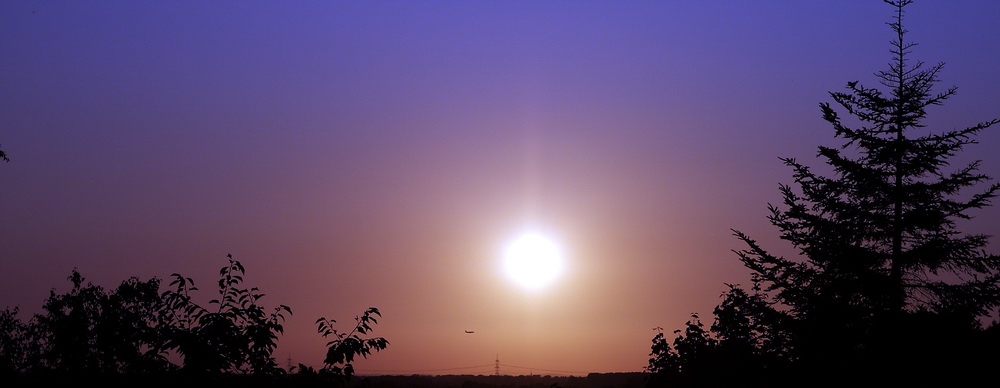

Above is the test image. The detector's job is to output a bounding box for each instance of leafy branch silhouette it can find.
[316,307,389,380]
[160,254,291,375]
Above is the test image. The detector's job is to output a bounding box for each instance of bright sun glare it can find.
[503,233,565,291]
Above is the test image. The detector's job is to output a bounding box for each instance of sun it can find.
[503,232,565,291]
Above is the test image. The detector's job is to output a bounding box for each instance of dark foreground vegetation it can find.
[646,2,1000,387]
[0,255,388,387]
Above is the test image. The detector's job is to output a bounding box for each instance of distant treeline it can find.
[344,373,646,388]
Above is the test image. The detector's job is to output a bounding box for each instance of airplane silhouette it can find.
[465,330,475,334]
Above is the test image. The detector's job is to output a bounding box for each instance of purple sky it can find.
[2,0,999,375]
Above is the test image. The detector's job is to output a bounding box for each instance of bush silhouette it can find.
[0,254,389,385]
[316,307,389,380]
[160,255,291,375]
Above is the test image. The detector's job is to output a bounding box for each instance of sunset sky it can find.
[2,1,999,375]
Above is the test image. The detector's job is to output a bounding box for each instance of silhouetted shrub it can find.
[160,255,292,375]
[31,270,172,375]
[316,306,389,383]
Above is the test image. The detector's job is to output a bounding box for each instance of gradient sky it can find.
[2,0,1000,375]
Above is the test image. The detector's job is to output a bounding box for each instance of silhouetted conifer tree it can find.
[649,2,1000,386]
[729,0,1000,381]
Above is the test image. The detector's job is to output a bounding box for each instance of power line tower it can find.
[495,354,500,376]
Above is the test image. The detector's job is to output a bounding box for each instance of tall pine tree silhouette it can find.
[730,0,1000,380]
